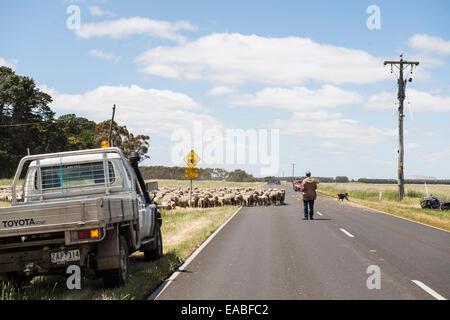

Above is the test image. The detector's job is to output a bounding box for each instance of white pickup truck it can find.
[0,147,162,288]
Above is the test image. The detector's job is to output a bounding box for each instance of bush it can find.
[406,190,426,198]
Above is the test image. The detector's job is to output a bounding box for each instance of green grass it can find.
[0,205,238,300]
[317,183,450,231]
[0,178,23,187]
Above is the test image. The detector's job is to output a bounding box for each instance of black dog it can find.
[337,193,349,201]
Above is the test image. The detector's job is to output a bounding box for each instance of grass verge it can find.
[318,183,450,231]
[0,178,23,187]
[0,205,238,300]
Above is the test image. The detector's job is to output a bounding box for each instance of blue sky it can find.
[1,0,449,179]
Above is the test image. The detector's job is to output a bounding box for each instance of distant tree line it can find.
[140,166,257,182]
[357,178,450,185]
[275,175,450,185]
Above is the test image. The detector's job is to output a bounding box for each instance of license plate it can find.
[51,249,80,264]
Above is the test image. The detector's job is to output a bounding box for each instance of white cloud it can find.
[135,33,386,85]
[318,141,345,155]
[269,111,396,144]
[0,57,18,69]
[205,86,235,96]
[409,34,450,55]
[88,5,115,17]
[406,142,421,151]
[363,89,450,112]
[88,49,120,62]
[231,85,363,111]
[39,84,222,137]
[74,17,197,43]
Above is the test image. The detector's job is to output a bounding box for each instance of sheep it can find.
[198,196,212,208]
[268,189,284,206]
[242,194,251,207]
[234,194,244,206]
[150,185,288,210]
[258,195,268,206]
[280,189,286,204]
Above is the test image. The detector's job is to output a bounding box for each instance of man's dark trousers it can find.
[303,200,314,219]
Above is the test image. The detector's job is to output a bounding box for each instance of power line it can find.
[0,120,55,128]
[384,54,419,202]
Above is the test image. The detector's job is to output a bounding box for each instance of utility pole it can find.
[291,163,295,182]
[384,54,419,201]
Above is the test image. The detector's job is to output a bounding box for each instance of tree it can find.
[55,114,96,150]
[0,66,54,178]
[0,67,152,178]
[226,169,256,182]
[211,168,229,180]
[33,114,96,154]
[335,176,349,183]
[94,120,150,160]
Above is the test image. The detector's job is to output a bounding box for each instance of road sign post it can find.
[184,150,200,207]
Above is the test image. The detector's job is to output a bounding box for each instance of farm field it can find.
[317,183,450,231]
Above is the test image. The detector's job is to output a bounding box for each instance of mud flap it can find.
[96,225,120,271]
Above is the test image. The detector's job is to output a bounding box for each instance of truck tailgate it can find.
[0,196,137,237]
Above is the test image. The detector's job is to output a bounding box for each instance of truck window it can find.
[39,161,115,189]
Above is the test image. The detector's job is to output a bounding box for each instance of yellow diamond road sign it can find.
[184,149,200,168]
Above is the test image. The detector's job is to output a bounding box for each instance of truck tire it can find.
[101,235,129,288]
[144,224,163,261]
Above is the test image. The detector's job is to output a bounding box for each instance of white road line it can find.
[412,280,446,300]
[316,211,323,216]
[147,206,243,300]
[339,228,354,238]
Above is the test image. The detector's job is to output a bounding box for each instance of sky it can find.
[1,0,449,179]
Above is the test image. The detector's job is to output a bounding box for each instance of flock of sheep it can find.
[150,187,286,210]
[0,186,21,202]
[0,185,287,210]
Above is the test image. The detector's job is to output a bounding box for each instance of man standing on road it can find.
[301,171,317,220]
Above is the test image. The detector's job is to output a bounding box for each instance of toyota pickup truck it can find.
[0,147,162,288]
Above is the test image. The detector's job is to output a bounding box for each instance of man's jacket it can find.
[301,177,317,200]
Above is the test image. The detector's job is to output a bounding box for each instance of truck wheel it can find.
[144,224,163,261]
[101,235,129,288]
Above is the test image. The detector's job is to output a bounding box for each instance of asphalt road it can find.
[153,185,450,300]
